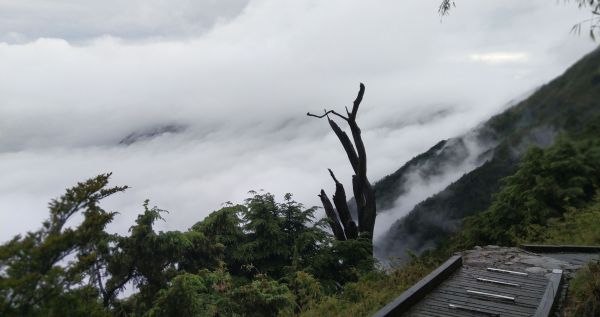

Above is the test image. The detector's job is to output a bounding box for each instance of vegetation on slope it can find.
[542,197,600,245]
[298,256,438,317]
[565,261,600,317]
[444,131,600,317]
[453,134,600,248]
[379,46,600,259]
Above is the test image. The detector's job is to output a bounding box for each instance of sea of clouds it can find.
[0,0,596,242]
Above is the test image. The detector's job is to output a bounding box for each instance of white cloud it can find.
[0,0,250,42]
[0,0,597,242]
[470,52,529,64]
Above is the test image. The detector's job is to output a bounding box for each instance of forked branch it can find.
[307,83,376,246]
[307,109,349,121]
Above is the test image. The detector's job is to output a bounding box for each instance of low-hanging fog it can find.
[0,0,597,243]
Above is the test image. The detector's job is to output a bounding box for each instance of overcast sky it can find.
[0,0,597,242]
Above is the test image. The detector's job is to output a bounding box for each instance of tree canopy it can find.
[0,177,374,316]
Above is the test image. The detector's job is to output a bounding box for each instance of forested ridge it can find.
[377,46,600,259]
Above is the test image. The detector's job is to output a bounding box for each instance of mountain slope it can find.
[375,46,600,260]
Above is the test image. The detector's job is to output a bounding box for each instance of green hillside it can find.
[377,46,600,259]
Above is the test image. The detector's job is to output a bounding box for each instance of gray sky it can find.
[0,0,597,242]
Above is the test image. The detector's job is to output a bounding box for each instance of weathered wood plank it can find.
[533,270,563,317]
[447,279,546,298]
[432,290,537,313]
[425,297,530,315]
[372,255,463,317]
[463,268,548,285]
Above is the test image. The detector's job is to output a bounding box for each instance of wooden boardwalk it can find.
[403,265,559,317]
[372,246,600,317]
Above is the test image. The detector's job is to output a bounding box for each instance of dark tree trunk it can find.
[318,190,346,241]
[307,83,377,250]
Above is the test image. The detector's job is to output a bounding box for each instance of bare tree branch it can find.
[329,169,358,239]
[349,83,365,120]
[328,168,340,184]
[307,110,349,121]
[328,119,360,173]
[318,190,346,241]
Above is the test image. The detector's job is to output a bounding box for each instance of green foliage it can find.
[191,191,333,281]
[381,47,600,258]
[237,192,289,277]
[231,274,294,317]
[299,256,438,317]
[146,270,232,317]
[107,200,225,314]
[0,173,126,316]
[455,136,600,247]
[564,261,600,317]
[308,237,374,289]
[541,194,600,245]
[0,176,380,316]
[38,286,112,317]
[285,271,322,312]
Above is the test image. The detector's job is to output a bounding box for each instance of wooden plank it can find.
[437,281,544,302]
[456,274,548,290]
[447,279,546,298]
[411,297,504,317]
[420,295,533,316]
[433,286,539,309]
[454,276,547,294]
[435,288,540,309]
[430,287,537,311]
[533,270,563,317]
[419,304,486,317]
[425,297,528,315]
[448,303,501,317]
[459,269,548,286]
[372,255,463,317]
[462,265,548,282]
[464,266,549,282]
[454,272,546,290]
[425,292,534,315]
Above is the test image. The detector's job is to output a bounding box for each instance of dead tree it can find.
[308,83,376,245]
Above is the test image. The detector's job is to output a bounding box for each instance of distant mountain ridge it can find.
[119,124,185,145]
[375,46,600,260]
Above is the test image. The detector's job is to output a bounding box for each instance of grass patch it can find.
[564,261,600,317]
[297,256,439,317]
[540,196,600,245]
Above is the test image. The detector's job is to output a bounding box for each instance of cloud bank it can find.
[0,0,597,242]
